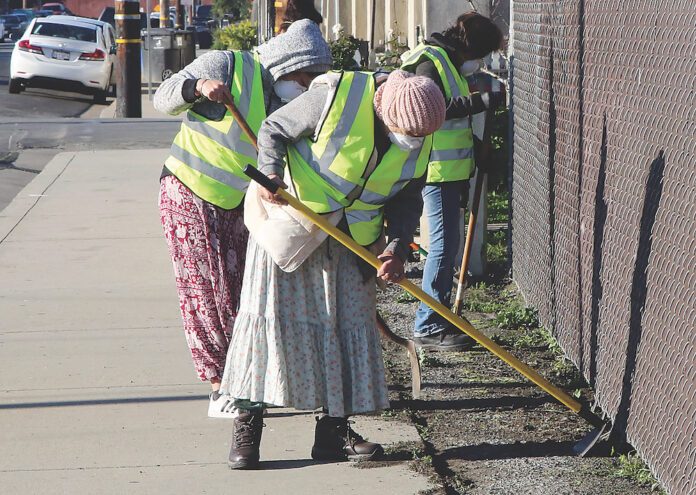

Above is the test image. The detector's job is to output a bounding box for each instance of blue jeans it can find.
[414,181,464,337]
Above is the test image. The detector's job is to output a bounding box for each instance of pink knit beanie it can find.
[374,70,446,136]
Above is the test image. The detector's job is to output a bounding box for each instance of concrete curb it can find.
[0,151,75,244]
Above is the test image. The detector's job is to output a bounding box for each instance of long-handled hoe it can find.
[243,164,610,456]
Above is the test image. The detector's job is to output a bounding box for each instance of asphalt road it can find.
[0,43,180,211]
[0,42,103,120]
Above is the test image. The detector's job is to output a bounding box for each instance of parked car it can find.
[13,13,30,33]
[196,5,213,20]
[33,10,56,19]
[41,3,73,15]
[0,19,6,42]
[149,11,175,28]
[9,16,119,103]
[11,9,35,21]
[191,18,213,49]
[0,15,25,39]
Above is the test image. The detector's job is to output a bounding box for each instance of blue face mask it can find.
[388,132,425,152]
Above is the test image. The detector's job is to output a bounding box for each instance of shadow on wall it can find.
[611,149,666,444]
[589,113,609,388]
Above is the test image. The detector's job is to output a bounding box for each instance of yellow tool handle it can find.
[243,166,604,428]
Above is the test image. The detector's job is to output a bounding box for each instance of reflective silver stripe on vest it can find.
[357,148,421,204]
[293,72,371,197]
[325,192,344,211]
[237,51,256,118]
[429,147,474,162]
[184,113,258,159]
[346,208,380,225]
[406,46,463,98]
[182,50,258,158]
[440,118,471,131]
[170,144,250,191]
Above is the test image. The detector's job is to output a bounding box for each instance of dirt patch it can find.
[374,259,658,495]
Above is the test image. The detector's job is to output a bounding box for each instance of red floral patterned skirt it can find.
[158,175,249,381]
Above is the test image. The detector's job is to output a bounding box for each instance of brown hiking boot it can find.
[228,411,264,469]
[311,415,384,461]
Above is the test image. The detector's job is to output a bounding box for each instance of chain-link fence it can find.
[510,2,696,494]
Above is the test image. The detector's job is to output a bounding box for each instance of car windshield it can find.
[32,22,97,42]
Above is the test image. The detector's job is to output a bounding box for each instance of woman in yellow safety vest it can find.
[400,12,505,351]
[218,70,446,469]
[153,19,332,419]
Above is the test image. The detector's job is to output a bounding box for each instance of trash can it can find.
[175,28,196,70]
[142,28,196,82]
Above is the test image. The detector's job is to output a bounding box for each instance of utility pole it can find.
[186,3,194,27]
[115,0,142,118]
[159,0,170,27]
[174,0,184,28]
[274,0,286,35]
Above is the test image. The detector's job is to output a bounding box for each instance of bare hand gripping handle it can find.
[244,164,279,193]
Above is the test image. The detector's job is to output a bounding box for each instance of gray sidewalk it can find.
[0,149,431,494]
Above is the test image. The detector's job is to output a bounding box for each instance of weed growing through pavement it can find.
[495,305,540,329]
[418,348,446,368]
[612,450,665,493]
[394,289,419,303]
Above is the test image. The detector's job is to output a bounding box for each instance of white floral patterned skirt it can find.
[219,236,389,417]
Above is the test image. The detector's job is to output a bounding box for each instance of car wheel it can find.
[8,78,22,94]
[161,69,174,80]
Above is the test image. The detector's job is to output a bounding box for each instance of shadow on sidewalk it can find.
[441,439,577,460]
[0,394,208,409]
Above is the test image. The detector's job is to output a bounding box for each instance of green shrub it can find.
[213,0,251,20]
[487,230,508,265]
[329,32,363,70]
[212,20,257,51]
[488,107,509,193]
[376,33,409,71]
[487,190,508,223]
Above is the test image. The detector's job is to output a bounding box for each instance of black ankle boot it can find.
[311,415,383,461]
[228,411,264,469]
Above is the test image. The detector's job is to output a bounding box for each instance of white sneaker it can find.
[208,391,238,419]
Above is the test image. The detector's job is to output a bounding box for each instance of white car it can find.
[9,15,119,102]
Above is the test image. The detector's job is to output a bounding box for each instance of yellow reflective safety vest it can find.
[401,43,475,183]
[287,71,432,246]
[164,51,266,209]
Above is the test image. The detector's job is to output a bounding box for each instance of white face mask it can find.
[273,80,307,102]
[460,59,481,76]
[388,132,425,152]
